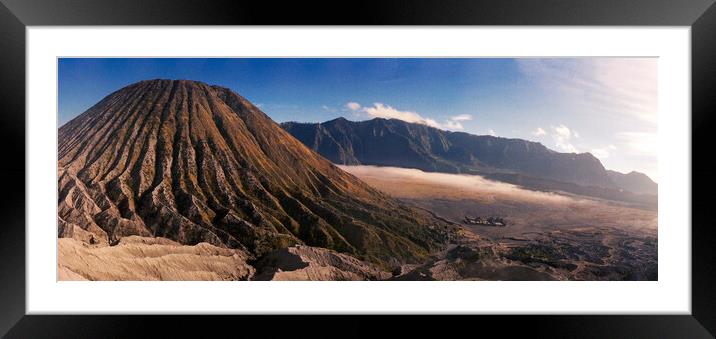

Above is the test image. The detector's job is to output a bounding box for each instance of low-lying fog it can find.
[340,165,658,280]
[339,165,657,234]
[339,165,578,204]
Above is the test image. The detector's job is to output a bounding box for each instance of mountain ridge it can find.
[281,117,658,197]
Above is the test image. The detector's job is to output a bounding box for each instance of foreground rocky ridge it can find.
[60,223,655,281]
[58,236,255,281]
[58,236,393,281]
[252,245,392,280]
[58,79,451,269]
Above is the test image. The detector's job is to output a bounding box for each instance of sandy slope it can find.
[58,236,393,281]
[58,236,254,281]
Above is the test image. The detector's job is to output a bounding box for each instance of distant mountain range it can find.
[281,117,658,202]
[58,80,451,268]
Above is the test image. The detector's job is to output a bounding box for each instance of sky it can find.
[58,58,658,181]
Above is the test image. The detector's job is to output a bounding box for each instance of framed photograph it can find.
[1,0,714,337]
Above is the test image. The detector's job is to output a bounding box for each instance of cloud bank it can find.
[346,102,472,131]
[551,124,578,153]
[339,165,576,204]
[532,127,547,136]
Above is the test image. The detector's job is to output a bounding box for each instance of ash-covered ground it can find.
[341,165,657,281]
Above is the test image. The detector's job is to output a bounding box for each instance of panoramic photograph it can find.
[57,58,658,281]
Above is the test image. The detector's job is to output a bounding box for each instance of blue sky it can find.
[58,58,658,180]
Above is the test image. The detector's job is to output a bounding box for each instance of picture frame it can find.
[1,0,714,337]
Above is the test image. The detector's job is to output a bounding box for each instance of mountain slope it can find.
[58,80,449,267]
[281,117,656,197]
[607,170,658,195]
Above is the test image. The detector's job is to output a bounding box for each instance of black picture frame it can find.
[1,0,714,337]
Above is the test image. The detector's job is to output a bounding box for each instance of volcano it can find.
[58,79,448,267]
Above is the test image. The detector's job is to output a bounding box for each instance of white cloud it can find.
[362,103,441,128]
[590,144,617,159]
[444,120,464,130]
[488,129,497,137]
[551,124,578,153]
[349,102,468,131]
[532,127,547,136]
[590,148,610,159]
[553,124,571,139]
[556,143,578,153]
[450,114,472,121]
[346,102,361,111]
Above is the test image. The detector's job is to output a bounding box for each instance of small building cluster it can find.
[463,216,506,227]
